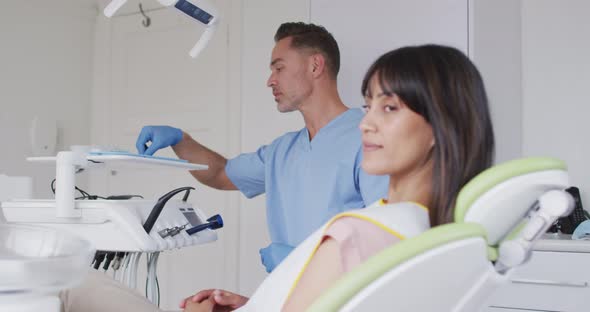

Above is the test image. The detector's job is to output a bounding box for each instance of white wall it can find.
[470,0,523,163]
[467,0,590,205]
[521,0,590,207]
[0,0,96,198]
[313,0,469,109]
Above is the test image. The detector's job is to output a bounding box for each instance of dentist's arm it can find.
[173,132,237,190]
[136,126,237,190]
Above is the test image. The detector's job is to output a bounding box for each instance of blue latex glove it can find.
[136,126,183,155]
[259,242,294,273]
[572,220,590,240]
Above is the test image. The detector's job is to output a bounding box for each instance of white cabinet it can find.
[483,239,590,312]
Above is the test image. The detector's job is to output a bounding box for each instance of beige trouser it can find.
[59,270,165,312]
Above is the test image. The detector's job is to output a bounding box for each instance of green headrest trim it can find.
[306,223,487,312]
[487,246,498,261]
[454,157,566,223]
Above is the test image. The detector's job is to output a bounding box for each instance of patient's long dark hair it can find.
[361,45,495,226]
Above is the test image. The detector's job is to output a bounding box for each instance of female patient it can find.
[182,43,495,311]
[59,44,494,312]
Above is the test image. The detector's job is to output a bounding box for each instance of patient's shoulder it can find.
[322,201,429,273]
[331,201,430,239]
[324,216,402,272]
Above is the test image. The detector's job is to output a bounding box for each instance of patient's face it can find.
[359,75,434,177]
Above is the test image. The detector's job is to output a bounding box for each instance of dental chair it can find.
[241,157,574,311]
[309,157,573,311]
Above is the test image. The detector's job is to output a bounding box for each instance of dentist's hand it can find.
[136,125,183,155]
[260,242,294,273]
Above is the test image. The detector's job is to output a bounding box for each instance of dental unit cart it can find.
[1,148,222,310]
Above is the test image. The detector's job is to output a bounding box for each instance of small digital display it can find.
[175,0,214,25]
[181,208,203,226]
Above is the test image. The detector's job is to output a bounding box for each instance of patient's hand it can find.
[180,289,248,311]
[184,297,217,312]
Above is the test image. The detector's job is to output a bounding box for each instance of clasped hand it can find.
[180,289,248,312]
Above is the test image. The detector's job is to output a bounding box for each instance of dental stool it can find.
[305,157,574,311]
[0,224,94,312]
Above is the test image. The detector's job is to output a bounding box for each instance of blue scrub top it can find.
[225,108,389,264]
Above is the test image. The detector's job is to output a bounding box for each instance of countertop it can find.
[534,233,590,253]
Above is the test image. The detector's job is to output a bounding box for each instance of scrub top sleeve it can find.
[225,145,267,198]
[355,148,389,206]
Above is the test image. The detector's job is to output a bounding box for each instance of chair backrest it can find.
[307,157,570,312]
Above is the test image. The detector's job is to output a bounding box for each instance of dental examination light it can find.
[104,0,219,58]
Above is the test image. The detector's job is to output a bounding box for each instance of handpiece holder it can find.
[103,0,219,58]
[143,186,195,233]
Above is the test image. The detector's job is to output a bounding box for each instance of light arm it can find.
[103,0,128,17]
[189,22,217,58]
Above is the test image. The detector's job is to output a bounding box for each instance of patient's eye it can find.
[361,104,370,113]
[384,105,398,112]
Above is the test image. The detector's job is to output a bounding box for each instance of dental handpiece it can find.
[186,214,223,235]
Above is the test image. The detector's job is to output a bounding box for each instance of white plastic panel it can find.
[484,251,590,312]
[1,199,217,252]
[26,154,207,171]
[464,170,569,245]
[0,175,32,202]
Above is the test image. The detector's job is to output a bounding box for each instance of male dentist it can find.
[136,22,388,272]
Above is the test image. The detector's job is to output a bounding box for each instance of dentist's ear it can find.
[310,54,325,76]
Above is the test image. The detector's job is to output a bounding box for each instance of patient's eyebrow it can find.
[374,92,392,99]
[364,89,393,99]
